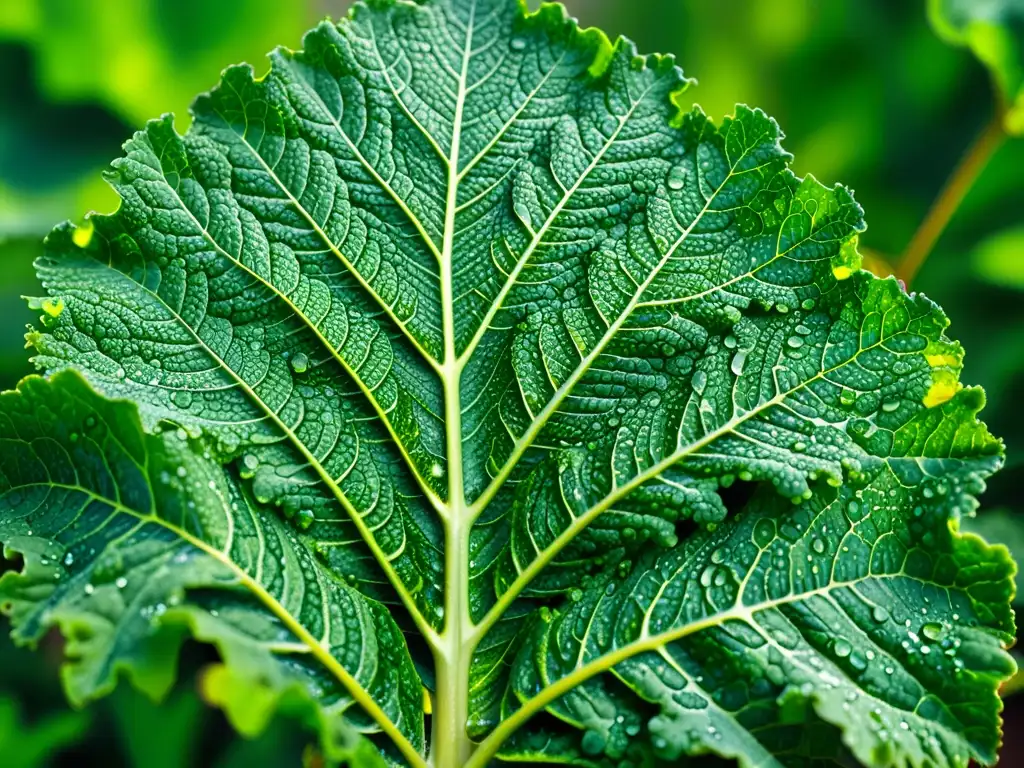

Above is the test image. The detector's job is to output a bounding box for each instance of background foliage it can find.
[0,0,1021,764]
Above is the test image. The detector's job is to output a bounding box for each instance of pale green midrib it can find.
[431,1,476,765]
[471,329,893,640]
[10,479,427,768]
[150,166,447,515]
[211,104,444,372]
[68,252,440,646]
[455,78,662,370]
[466,141,777,519]
[466,570,954,768]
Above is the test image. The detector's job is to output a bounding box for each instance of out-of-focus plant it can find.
[0,0,317,390]
[898,0,1024,283]
[0,0,312,127]
[0,695,88,768]
[929,0,1024,134]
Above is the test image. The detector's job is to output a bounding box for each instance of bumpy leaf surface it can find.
[0,1,1014,766]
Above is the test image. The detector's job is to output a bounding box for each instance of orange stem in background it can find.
[897,111,1007,286]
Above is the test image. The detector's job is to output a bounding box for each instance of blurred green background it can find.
[1,0,1022,765]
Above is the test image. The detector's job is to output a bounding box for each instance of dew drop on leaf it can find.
[730,350,747,376]
[290,353,309,373]
[667,165,687,190]
[171,390,193,408]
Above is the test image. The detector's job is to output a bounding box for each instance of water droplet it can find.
[922,622,945,642]
[510,37,527,51]
[115,576,128,589]
[171,390,193,408]
[699,565,716,588]
[881,399,900,413]
[63,552,74,566]
[667,165,687,190]
[691,370,708,394]
[296,509,315,530]
[834,638,852,657]
[730,350,747,376]
[787,336,804,349]
[513,201,532,229]
[290,353,309,373]
[872,606,889,623]
[812,538,825,554]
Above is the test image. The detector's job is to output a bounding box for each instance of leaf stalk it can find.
[897,109,1006,285]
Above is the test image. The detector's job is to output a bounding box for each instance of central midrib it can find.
[433,1,477,765]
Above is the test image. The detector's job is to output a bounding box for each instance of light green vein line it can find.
[366,22,451,167]
[471,331,891,640]
[467,133,764,517]
[158,171,446,514]
[215,97,443,370]
[456,78,662,368]
[279,57,445,263]
[81,254,441,647]
[455,54,568,182]
[467,573,917,768]
[30,481,427,768]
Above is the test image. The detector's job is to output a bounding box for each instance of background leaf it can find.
[928,0,1024,133]
[0,694,89,768]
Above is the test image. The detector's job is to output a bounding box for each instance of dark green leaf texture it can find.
[0,1,1014,766]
